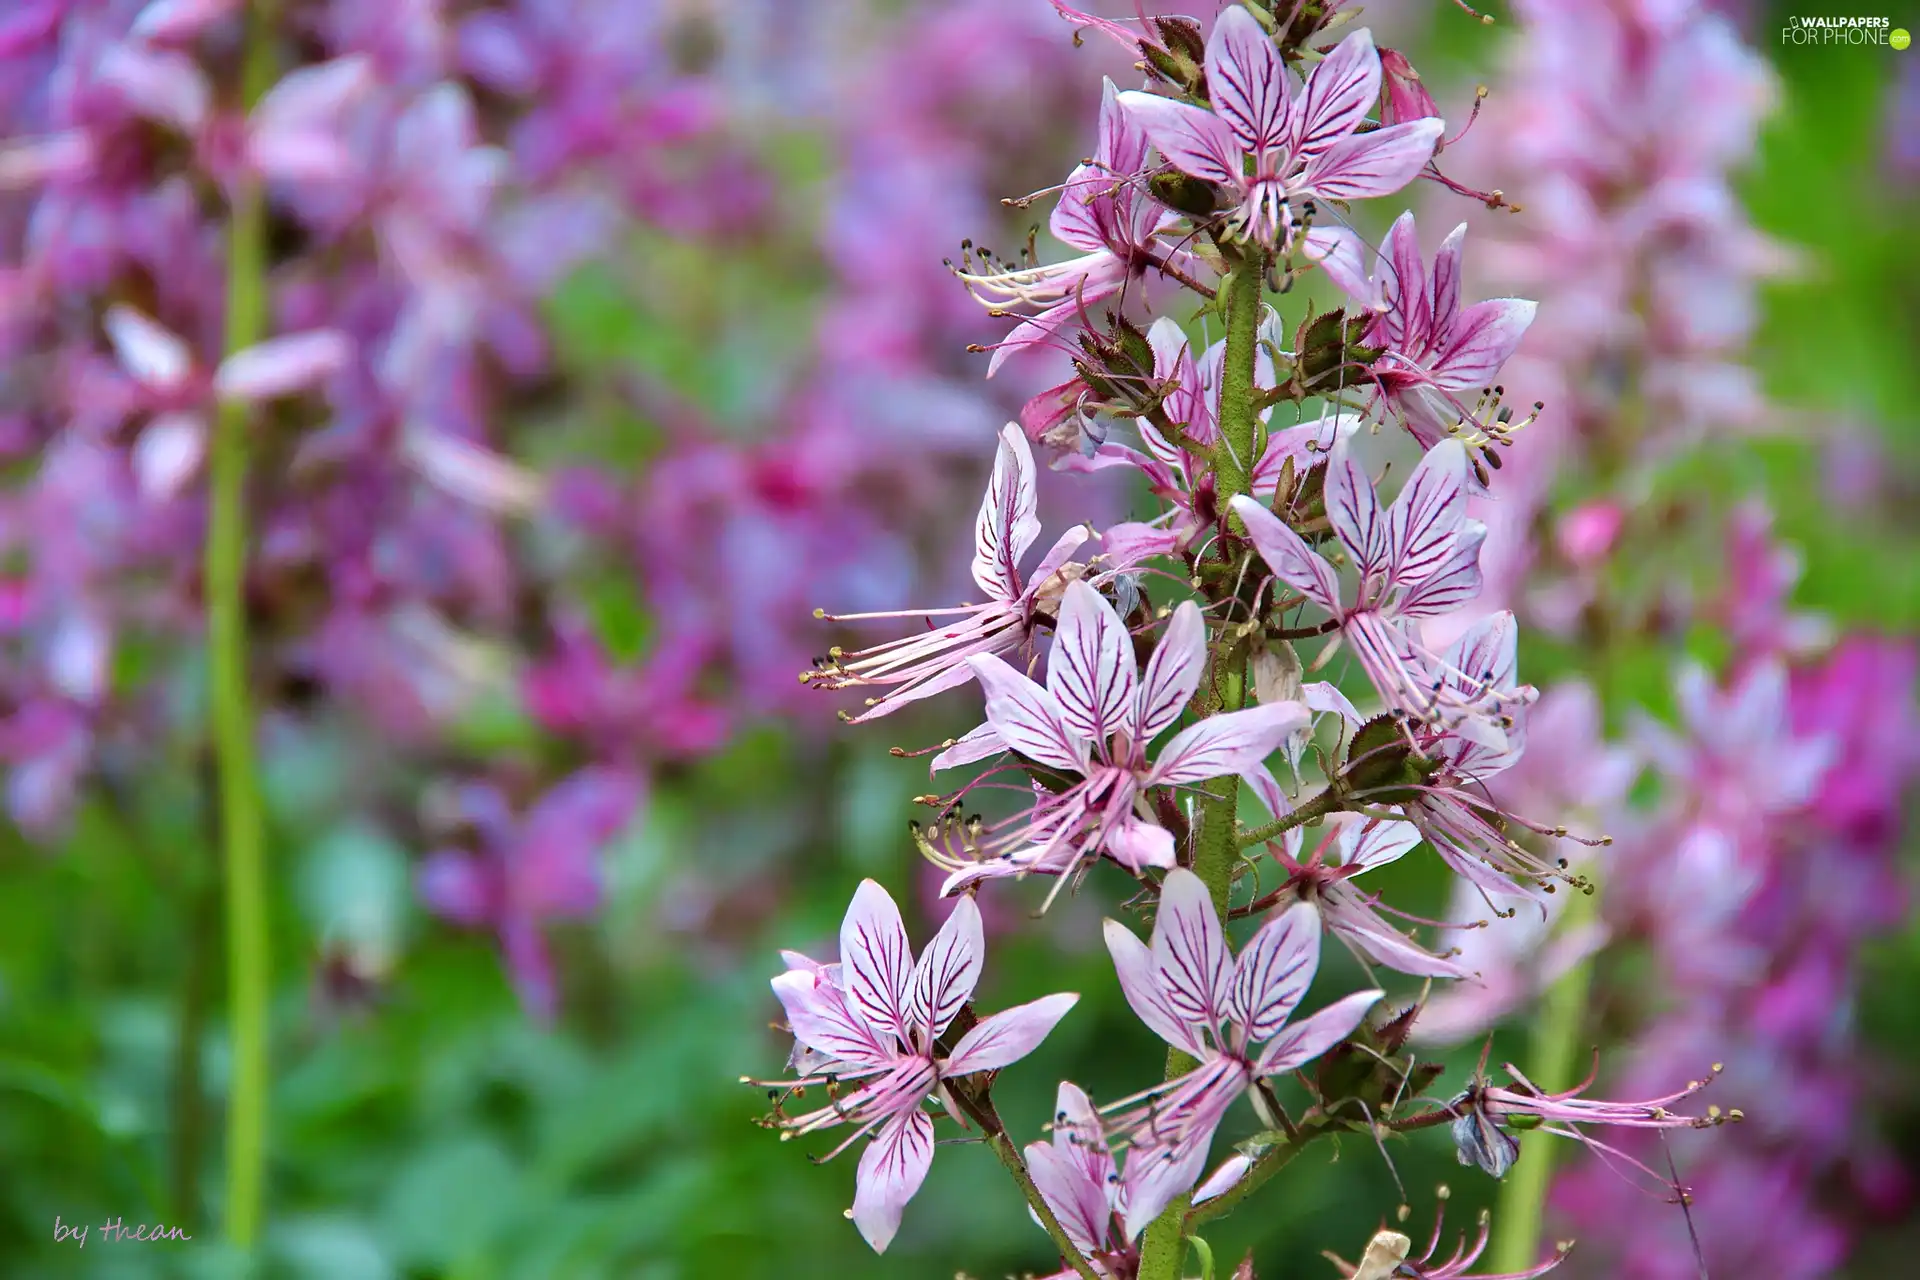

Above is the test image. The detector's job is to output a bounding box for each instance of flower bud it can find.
[1295,309,1381,393]
[1142,17,1207,91]
[1148,170,1220,219]
[1340,715,1440,803]
[1379,49,1441,140]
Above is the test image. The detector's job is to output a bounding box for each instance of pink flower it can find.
[1230,439,1531,746]
[1265,807,1472,979]
[1025,1081,1131,1270]
[1387,613,1583,902]
[1791,636,1920,848]
[807,423,1090,722]
[1024,1079,1248,1270]
[1307,212,1537,453]
[1635,658,1835,841]
[767,880,1079,1253]
[955,80,1189,374]
[1449,1058,1730,1187]
[929,581,1307,894]
[102,304,348,498]
[1102,869,1381,1235]
[1378,48,1440,137]
[244,55,374,186]
[1118,13,1441,249]
[416,768,644,1019]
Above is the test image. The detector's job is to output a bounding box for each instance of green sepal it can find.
[1340,714,1441,803]
[1150,171,1221,219]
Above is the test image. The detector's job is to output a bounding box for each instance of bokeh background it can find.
[0,1,1915,1277]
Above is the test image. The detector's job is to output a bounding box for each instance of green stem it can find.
[1235,786,1341,849]
[987,1134,1104,1280]
[1137,249,1268,1280]
[213,2,278,1252]
[1489,882,1600,1272]
[1211,255,1267,508]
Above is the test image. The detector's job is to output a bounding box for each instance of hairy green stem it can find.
[987,1133,1104,1280]
[213,2,278,1252]
[1490,882,1600,1271]
[1235,786,1341,849]
[1137,249,1269,1280]
[1210,256,1267,508]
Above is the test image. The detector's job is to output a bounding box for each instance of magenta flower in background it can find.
[1118,11,1442,249]
[520,617,730,764]
[416,767,643,1020]
[102,303,348,498]
[1791,636,1920,848]
[1103,869,1381,1235]
[768,880,1079,1252]
[1634,658,1835,843]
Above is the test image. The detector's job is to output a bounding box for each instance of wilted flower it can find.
[1448,1057,1733,1186]
[1329,1200,1570,1279]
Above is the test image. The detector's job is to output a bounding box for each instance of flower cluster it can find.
[756,4,1728,1273]
[1395,1,1920,1275]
